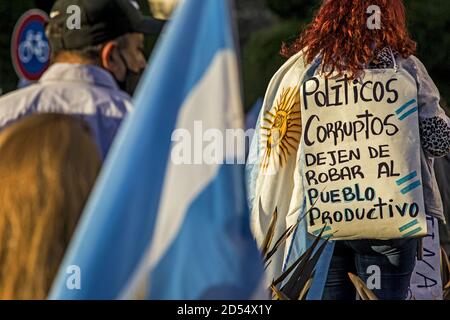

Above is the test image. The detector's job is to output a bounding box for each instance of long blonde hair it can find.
[0,114,101,299]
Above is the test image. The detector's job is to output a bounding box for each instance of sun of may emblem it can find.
[261,86,301,169]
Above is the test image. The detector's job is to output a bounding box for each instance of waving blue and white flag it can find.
[50,0,263,300]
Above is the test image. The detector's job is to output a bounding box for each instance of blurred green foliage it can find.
[243,20,304,111]
[265,0,318,19]
[405,0,450,110]
[243,0,450,113]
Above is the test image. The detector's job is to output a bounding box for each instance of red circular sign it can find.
[11,9,51,81]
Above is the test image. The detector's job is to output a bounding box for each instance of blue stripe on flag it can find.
[400,181,421,195]
[49,0,248,300]
[396,171,417,186]
[399,219,419,232]
[312,226,332,235]
[401,227,423,238]
[149,165,262,299]
[395,99,416,115]
[398,107,418,121]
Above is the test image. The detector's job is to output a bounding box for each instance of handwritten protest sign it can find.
[300,69,427,240]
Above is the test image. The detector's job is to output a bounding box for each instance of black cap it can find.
[48,0,165,50]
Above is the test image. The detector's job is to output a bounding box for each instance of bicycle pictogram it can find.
[18,30,49,64]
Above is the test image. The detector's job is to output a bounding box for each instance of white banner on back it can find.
[300,69,427,240]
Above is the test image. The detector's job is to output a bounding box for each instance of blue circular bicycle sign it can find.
[11,10,51,81]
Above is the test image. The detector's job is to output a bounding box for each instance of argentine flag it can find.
[49,0,263,299]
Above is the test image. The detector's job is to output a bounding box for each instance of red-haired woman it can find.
[247,0,450,300]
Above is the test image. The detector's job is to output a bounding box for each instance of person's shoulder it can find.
[398,54,439,93]
[278,50,308,72]
[0,85,41,125]
[69,83,134,116]
[266,50,310,90]
[111,89,133,104]
[398,55,430,76]
[0,84,40,104]
[97,86,134,113]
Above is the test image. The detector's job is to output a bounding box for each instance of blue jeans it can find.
[322,238,419,300]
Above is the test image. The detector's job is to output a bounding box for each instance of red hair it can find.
[282,0,416,78]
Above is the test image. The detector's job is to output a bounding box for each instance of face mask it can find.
[115,51,144,96]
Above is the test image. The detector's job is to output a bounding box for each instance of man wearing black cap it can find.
[0,0,164,157]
